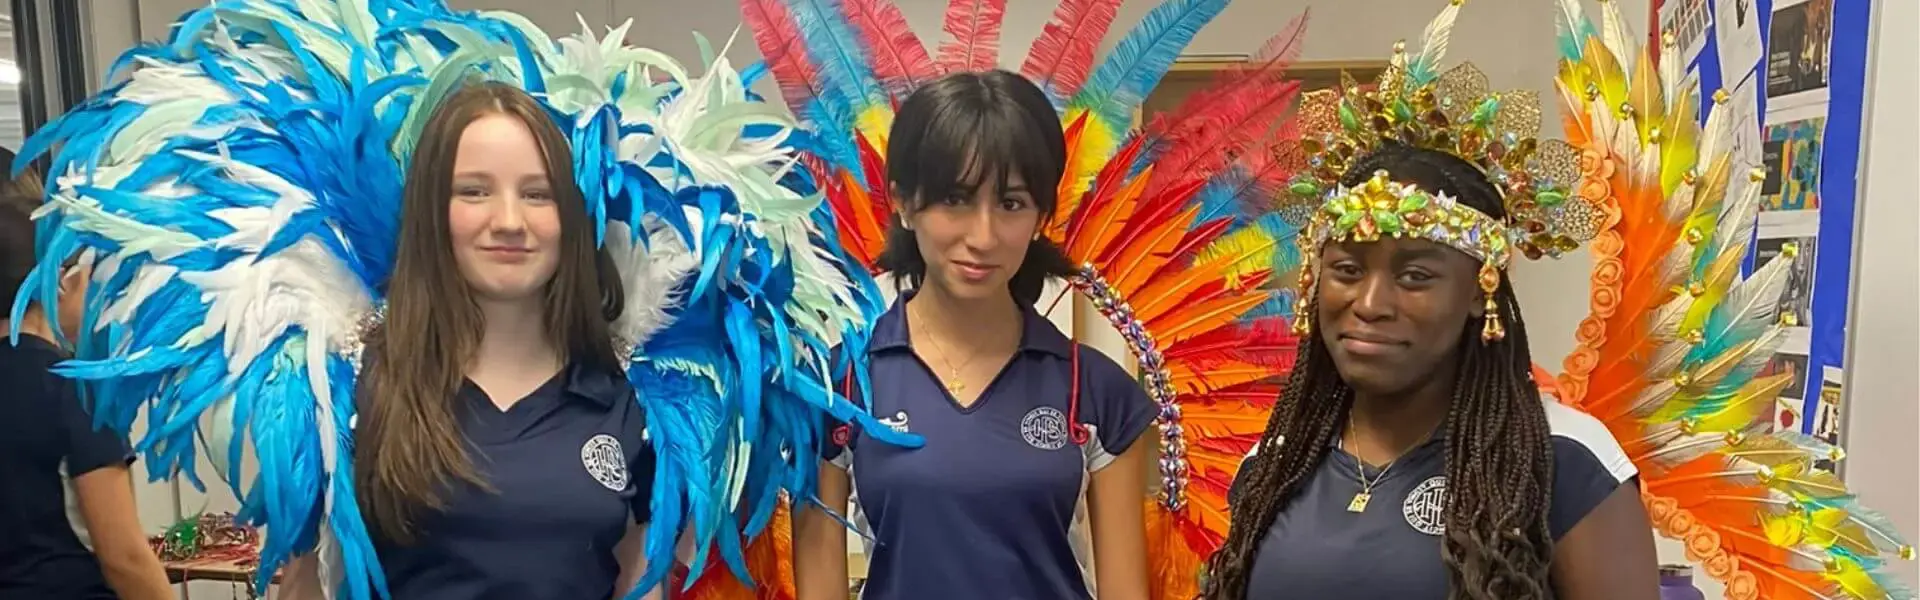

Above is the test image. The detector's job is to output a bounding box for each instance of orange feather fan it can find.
[735,1,1315,598]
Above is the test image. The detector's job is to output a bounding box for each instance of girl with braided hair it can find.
[1209,0,1915,596]
[1202,140,1660,599]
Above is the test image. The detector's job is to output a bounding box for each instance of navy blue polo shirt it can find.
[0,334,132,599]
[828,292,1157,600]
[372,361,656,599]
[1229,399,1636,598]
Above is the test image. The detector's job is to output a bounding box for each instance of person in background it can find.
[279,81,660,600]
[791,70,1155,600]
[1,185,176,599]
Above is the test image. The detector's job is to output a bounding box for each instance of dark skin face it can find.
[1315,238,1486,397]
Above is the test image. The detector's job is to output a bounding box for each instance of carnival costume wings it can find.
[1546,0,1913,597]
[1267,1,1912,598]
[7,1,920,598]
[736,0,1310,597]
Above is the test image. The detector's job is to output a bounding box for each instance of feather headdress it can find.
[1550,1,1913,598]
[739,0,1310,596]
[9,1,916,597]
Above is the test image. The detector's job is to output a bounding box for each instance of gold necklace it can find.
[1340,417,1443,513]
[1341,419,1401,513]
[910,309,982,395]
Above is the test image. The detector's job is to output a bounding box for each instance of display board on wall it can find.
[1652,0,1869,461]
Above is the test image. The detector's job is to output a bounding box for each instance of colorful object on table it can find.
[9,1,910,598]
[1281,0,1600,344]
[1547,0,1913,598]
[740,0,1310,597]
[151,512,259,565]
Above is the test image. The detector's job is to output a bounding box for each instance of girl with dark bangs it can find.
[792,70,1155,600]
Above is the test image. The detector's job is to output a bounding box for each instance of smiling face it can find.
[446,113,563,304]
[1315,237,1484,396]
[901,164,1042,302]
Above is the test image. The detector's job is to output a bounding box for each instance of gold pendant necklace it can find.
[911,309,979,396]
[1343,420,1399,513]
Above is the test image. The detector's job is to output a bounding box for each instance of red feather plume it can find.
[1018,0,1124,98]
[1142,12,1310,196]
[740,0,824,114]
[1094,177,1208,266]
[840,0,940,101]
[1061,129,1147,247]
[1161,317,1299,370]
[934,0,1008,73]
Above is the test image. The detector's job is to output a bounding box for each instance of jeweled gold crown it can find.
[1282,0,1604,342]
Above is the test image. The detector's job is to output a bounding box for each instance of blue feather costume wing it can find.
[7,1,439,597]
[16,2,917,599]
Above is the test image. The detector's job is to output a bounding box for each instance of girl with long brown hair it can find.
[279,81,657,599]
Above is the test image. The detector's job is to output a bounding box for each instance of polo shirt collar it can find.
[559,361,626,408]
[869,289,1074,359]
[458,360,626,409]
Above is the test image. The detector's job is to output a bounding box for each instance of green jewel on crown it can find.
[1309,170,1513,267]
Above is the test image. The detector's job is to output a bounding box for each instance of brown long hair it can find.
[1203,145,1556,599]
[356,82,625,544]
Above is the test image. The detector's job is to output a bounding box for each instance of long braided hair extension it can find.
[1201,143,1558,599]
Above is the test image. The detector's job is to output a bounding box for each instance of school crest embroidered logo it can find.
[1021,406,1069,451]
[580,434,628,492]
[1402,475,1447,536]
[878,410,911,434]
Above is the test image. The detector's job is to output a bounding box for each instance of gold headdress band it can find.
[1280,0,1603,342]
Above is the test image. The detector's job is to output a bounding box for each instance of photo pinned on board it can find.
[1760,116,1825,212]
[1660,0,1712,66]
[1755,236,1817,329]
[1767,0,1834,109]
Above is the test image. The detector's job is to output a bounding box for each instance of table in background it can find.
[164,555,278,599]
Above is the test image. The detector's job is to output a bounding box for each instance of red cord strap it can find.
[833,366,855,447]
[1068,343,1090,446]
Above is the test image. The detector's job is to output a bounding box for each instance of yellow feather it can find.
[1723,435,1815,467]
[1762,510,1811,547]
[1829,562,1892,600]
[855,104,893,154]
[1628,47,1665,145]
[1557,57,1590,105]
[1767,462,1850,499]
[1061,107,1118,206]
[1191,225,1277,288]
[1583,36,1629,111]
[1689,373,1792,431]
[1659,82,1702,195]
[1807,508,1882,558]
[1680,248,1745,331]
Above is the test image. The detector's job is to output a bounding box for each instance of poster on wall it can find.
[1812,366,1844,470]
[1760,112,1826,212]
[1767,0,1834,110]
[1764,346,1812,433]
[1755,234,1817,327]
[1715,0,1766,84]
[1660,0,1713,67]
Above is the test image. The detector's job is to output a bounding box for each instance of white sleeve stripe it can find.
[1543,400,1637,483]
[1083,424,1120,472]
